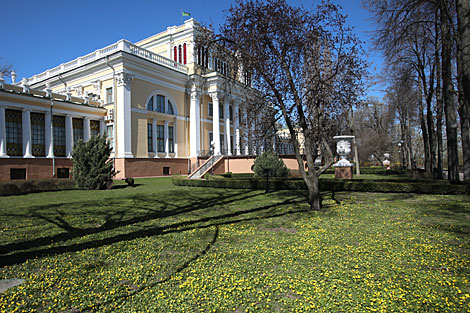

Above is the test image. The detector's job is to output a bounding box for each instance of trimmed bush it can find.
[253,151,289,178]
[0,179,76,196]
[172,176,468,195]
[72,135,116,190]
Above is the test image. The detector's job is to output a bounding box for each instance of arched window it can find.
[156,95,165,113]
[167,101,175,115]
[183,43,187,64]
[178,45,182,64]
[147,92,177,116]
[147,96,154,111]
[173,47,177,62]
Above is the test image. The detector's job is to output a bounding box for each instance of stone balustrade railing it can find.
[0,82,102,108]
[28,40,188,84]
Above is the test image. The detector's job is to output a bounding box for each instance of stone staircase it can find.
[188,154,224,179]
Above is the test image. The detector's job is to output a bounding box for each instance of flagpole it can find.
[181,9,182,25]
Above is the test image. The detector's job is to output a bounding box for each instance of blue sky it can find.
[2,0,384,98]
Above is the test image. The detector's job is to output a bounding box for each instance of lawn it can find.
[0,177,469,312]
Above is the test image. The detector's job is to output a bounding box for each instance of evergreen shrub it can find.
[253,151,289,178]
[72,135,116,190]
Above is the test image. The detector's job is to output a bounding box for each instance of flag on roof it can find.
[182,11,191,17]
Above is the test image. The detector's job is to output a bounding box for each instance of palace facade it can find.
[0,19,282,181]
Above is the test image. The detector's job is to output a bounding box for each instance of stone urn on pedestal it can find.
[333,135,355,179]
[383,153,391,169]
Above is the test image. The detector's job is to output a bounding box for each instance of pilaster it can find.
[0,106,8,157]
[23,109,33,158]
[189,88,201,157]
[210,91,221,155]
[164,120,169,158]
[65,114,73,158]
[115,72,134,158]
[45,110,53,158]
[84,117,91,142]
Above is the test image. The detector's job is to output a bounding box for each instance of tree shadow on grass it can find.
[0,188,304,267]
[414,198,470,236]
[72,203,307,313]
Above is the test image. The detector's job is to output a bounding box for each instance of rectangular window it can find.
[53,115,66,157]
[72,118,84,145]
[57,168,69,179]
[157,125,164,152]
[163,167,170,175]
[10,168,26,180]
[147,123,153,153]
[107,125,114,150]
[106,87,113,104]
[219,104,224,119]
[209,132,213,151]
[31,112,45,157]
[169,126,174,153]
[5,109,22,156]
[208,102,213,117]
[230,135,234,154]
[156,95,165,113]
[220,134,225,152]
[90,120,100,137]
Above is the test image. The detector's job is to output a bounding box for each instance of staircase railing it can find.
[188,154,224,179]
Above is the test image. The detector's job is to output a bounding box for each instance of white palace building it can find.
[0,19,300,181]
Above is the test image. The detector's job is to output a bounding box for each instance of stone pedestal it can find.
[335,166,353,179]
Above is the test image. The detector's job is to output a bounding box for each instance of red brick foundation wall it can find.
[115,158,189,179]
[0,158,73,181]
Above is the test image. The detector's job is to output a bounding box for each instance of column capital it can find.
[209,91,223,102]
[115,72,134,87]
[189,88,201,101]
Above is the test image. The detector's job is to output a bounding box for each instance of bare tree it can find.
[0,58,12,77]
[352,98,397,165]
[205,0,365,210]
[455,0,470,181]
[365,0,461,182]
[387,65,421,169]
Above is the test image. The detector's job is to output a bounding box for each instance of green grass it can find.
[0,177,469,312]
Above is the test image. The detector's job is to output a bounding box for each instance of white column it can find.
[189,88,201,157]
[224,101,231,155]
[84,117,90,142]
[65,114,73,158]
[0,106,7,157]
[23,109,33,158]
[152,118,158,158]
[173,120,178,157]
[210,92,221,155]
[234,102,240,155]
[164,120,169,158]
[45,110,53,158]
[115,72,134,158]
[243,108,249,155]
[100,119,105,136]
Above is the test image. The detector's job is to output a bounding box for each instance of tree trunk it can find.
[456,0,470,181]
[441,0,460,182]
[405,114,414,169]
[426,89,436,174]
[435,9,445,179]
[418,88,431,172]
[305,173,321,210]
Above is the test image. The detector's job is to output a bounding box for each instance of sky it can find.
[1,0,385,98]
